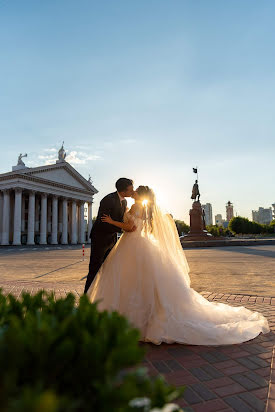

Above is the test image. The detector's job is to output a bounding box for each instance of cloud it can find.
[27,160,41,167]
[43,148,57,152]
[119,138,137,144]
[63,151,101,165]
[38,154,56,165]
[27,147,102,167]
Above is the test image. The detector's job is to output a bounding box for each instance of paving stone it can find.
[200,364,225,379]
[237,357,260,370]
[230,350,251,359]
[258,351,273,360]
[183,387,203,405]
[164,359,184,371]
[231,373,259,390]
[243,371,268,388]
[251,387,268,400]
[211,351,231,361]
[146,349,173,361]
[190,382,217,401]
[256,366,272,377]
[244,344,270,354]
[223,365,249,376]
[205,377,235,389]
[167,347,195,358]
[164,370,198,386]
[199,352,218,363]
[238,392,266,411]
[224,395,254,412]
[152,361,171,373]
[214,383,245,397]
[191,398,230,412]
[180,358,209,369]
[215,360,239,370]
[189,367,212,381]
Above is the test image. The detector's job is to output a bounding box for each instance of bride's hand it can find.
[101,214,114,224]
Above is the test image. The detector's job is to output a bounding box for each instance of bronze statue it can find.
[191,179,200,202]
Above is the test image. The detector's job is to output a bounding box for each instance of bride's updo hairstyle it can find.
[136,185,155,231]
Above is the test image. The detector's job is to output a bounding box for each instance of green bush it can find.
[206,225,231,237]
[229,217,275,235]
[0,291,184,412]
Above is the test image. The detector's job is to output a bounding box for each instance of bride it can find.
[87,186,269,345]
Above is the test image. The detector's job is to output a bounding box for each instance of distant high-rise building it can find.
[215,214,223,227]
[272,204,275,219]
[201,203,213,226]
[226,201,234,222]
[252,207,273,225]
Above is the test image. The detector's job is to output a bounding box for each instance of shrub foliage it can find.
[0,291,184,412]
[229,217,275,235]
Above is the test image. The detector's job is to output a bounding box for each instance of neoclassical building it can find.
[0,145,98,246]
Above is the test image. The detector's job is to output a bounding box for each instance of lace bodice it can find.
[124,210,144,234]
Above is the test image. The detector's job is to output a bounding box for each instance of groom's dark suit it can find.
[84,192,127,293]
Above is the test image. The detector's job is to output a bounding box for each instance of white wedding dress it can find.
[87,207,269,345]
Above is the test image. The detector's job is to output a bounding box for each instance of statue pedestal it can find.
[182,201,213,241]
[12,164,28,171]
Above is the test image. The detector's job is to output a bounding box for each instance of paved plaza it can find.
[0,244,274,411]
[0,244,274,296]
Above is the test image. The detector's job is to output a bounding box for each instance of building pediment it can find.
[25,163,97,193]
[0,162,98,195]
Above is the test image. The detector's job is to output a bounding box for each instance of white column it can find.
[13,188,22,245]
[21,194,26,233]
[0,191,3,244]
[87,202,93,244]
[35,197,39,232]
[1,190,10,245]
[47,198,52,233]
[71,200,77,244]
[61,198,68,245]
[58,200,62,233]
[40,193,47,245]
[76,204,79,244]
[51,196,58,245]
[79,201,85,244]
[27,191,35,245]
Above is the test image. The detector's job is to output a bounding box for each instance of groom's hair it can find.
[116,178,133,192]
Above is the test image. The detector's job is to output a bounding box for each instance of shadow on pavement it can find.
[210,246,275,259]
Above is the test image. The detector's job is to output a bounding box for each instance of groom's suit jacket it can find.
[90,192,127,240]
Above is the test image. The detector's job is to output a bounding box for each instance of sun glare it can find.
[142,199,148,207]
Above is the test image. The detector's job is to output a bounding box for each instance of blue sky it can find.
[0,0,274,222]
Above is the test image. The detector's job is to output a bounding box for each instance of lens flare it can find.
[142,199,148,207]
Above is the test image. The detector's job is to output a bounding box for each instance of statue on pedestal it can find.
[182,168,213,241]
[191,180,200,202]
[17,153,27,166]
[56,142,66,163]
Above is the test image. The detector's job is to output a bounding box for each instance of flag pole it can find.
[197,166,199,182]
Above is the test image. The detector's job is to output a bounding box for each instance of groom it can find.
[84,178,135,293]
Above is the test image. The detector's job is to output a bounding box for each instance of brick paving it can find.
[141,292,275,412]
[0,282,274,411]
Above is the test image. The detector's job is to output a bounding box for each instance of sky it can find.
[0,0,274,222]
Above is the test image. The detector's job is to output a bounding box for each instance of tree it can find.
[228,216,274,235]
[174,220,190,235]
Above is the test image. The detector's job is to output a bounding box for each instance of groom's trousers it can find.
[84,234,117,293]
